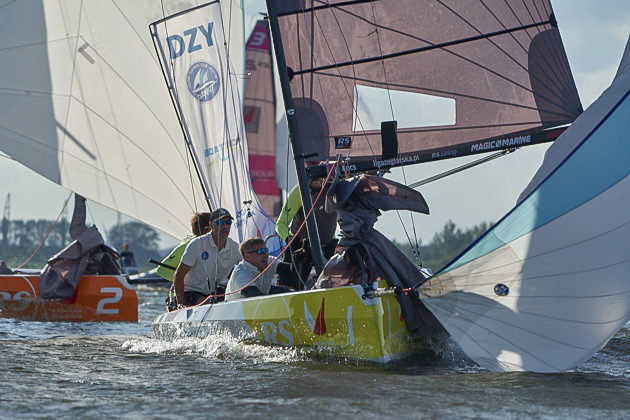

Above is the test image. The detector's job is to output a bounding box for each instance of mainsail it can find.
[272,0,582,169]
[150,3,277,247]
[420,38,630,372]
[244,20,282,218]
[0,0,244,239]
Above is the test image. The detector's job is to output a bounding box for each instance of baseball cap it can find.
[210,208,234,222]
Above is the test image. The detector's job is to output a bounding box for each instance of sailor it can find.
[120,243,138,275]
[173,208,241,307]
[159,211,212,310]
[225,237,291,301]
[276,162,338,289]
[120,243,137,266]
[157,211,212,282]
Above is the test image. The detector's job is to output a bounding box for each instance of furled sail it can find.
[0,0,244,239]
[151,3,277,248]
[244,20,282,218]
[272,0,582,168]
[419,37,630,372]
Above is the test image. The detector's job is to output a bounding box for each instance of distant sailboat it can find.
[244,20,283,218]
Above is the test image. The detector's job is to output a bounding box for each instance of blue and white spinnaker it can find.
[420,38,630,372]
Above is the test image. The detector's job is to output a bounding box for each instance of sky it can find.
[0,0,628,250]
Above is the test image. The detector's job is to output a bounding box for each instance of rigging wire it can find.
[16,192,73,269]
[309,1,377,159]
[214,0,239,294]
[369,1,422,264]
[159,0,205,218]
[407,149,516,189]
[159,0,217,292]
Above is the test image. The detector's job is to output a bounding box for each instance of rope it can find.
[398,167,423,266]
[16,192,73,269]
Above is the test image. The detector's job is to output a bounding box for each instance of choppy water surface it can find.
[1,287,628,419]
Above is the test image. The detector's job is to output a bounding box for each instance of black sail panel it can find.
[275,0,582,165]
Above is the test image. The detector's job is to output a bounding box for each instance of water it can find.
[1,287,629,419]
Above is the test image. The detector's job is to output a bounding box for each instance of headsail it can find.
[273,0,581,170]
[419,37,630,372]
[151,3,277,247]
[244,20,282,218]
[0,1,244,239]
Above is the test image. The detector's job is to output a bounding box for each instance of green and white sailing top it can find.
[157,237,193,282]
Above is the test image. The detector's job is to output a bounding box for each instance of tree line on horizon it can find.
[0,219,164,271]
[1,217,491,274]
[393,220,493,273]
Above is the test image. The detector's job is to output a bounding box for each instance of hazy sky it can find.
[0,0,628,249]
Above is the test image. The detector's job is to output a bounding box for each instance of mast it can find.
[265,0,326,274]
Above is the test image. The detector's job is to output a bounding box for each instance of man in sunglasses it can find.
[173,208,242,307]
[225,237,291,301]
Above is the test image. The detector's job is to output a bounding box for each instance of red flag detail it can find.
[314,297,326,335]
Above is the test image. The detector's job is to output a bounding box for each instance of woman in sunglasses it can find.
[225,237,291,301]
[173,208,242,307]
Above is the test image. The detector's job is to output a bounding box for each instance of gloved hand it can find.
[293,247,308,263]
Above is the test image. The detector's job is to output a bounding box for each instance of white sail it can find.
[150,2,277,247]
[0,0,244,239]
[419,38,630,372]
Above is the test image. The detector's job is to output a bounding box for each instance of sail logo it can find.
[470,135,531,152]
[186,62,220,102]
[166,23,214,59]
[372,155,419,169]
[203,138,240,167]
[494,283,510,296]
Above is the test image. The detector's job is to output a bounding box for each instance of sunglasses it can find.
[214,219,232,225]
[247,247,269,255]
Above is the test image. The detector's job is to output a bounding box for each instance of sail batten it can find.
[291,19,554,76]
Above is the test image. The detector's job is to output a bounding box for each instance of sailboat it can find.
[244,20,283,218]
[1,1,627,371]
[153,0,629,372]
